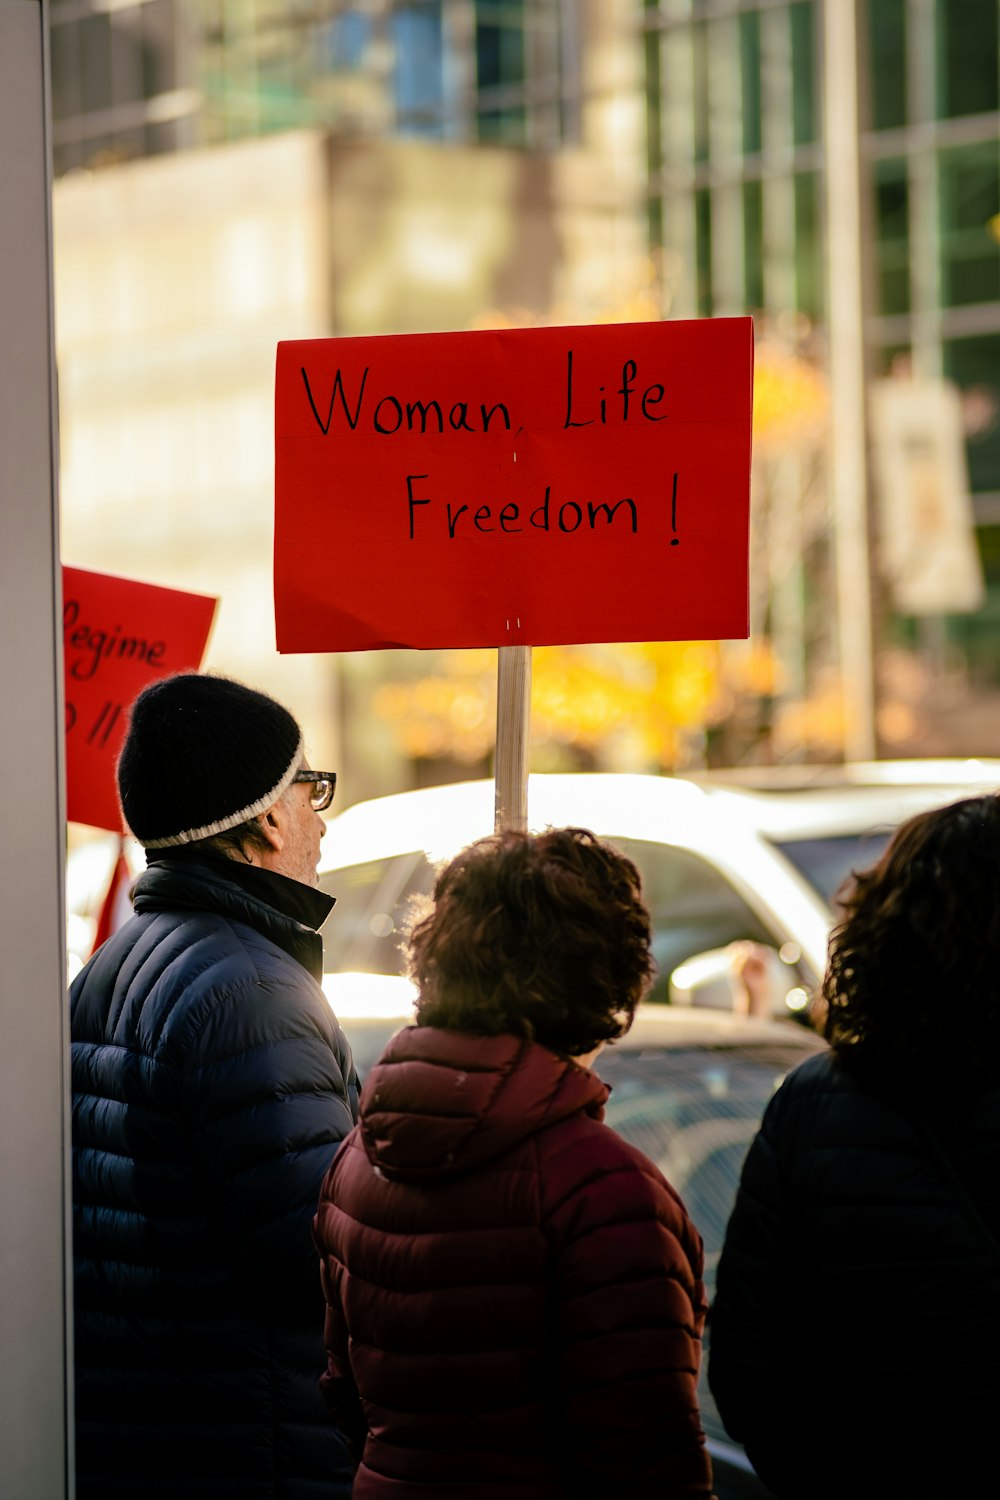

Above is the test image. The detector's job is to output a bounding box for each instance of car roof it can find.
[320,773,718,868]
[689,757,1000,792]
[323,761,1000,866]
[689,768,1000,852]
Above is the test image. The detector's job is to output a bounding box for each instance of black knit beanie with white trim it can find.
[117,673,303,849]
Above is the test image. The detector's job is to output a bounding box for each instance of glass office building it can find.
[48,0,579,175]
[644,0,822,323]
[644,0,1000,526]
[48,0,1000,750]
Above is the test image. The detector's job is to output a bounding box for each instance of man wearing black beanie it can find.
[70,672,358,1499]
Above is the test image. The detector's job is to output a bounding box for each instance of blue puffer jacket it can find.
[71,853,359,1499]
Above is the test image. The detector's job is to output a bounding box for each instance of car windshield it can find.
[320,837,779,1001]
[321,851,436,975]
[771,831,892,907]
[599,1038,811,1448]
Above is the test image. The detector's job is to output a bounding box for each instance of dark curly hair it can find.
[823,794,1000,1086]
[407,826,654,1057]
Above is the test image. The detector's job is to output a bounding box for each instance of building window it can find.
[50,0,189,174]
[740,10,762,157]
[974,524,1000,586]
[693,19,710,165]
[939,143,1000,309]
[943,333,1000,492]
[476,0,526,143]
[936,0,999,120]
[868,0,907,131]
[874,157,910,316]
[645,21,662,181]
[78,12,113,117]
[394,5,446,137]
[794,170,822,319]
[743,179,764,310]
[790,1,816,147]
[696,187,713,316]
[328,8,372,70]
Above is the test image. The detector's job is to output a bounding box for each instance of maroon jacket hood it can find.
[358,1025,609,1183]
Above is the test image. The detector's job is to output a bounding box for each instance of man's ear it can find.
[258,803,285,854]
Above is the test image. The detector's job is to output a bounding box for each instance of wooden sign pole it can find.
[494,645,532,832]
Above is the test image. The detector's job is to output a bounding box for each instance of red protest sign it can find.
[63,566,218,831]
[274,318,753,653]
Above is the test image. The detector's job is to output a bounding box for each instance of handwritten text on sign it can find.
[64,566,217,831]
[274,318,753,652]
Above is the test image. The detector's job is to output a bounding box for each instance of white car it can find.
[317,773,831,1020]
[69,759,1000,1004]
[317,762,1000,1023]
[692,758,1000,906]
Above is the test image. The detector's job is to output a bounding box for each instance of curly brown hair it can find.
[407,826,654,1056]
[823,794,1000,1084]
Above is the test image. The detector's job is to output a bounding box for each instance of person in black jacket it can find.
[708,793,1000,1500]
[71,672,359,1500]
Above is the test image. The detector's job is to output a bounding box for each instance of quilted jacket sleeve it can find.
[182,965,359,1316]
[543,1127,714,1498]
[315,1155,368,1466]
[707,1085,798,1483]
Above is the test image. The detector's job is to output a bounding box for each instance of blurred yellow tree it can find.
[373,635,790,772]
[377,642,714,770]
[752,336,827,454]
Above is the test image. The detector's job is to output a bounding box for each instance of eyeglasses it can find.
[292,769,338,812]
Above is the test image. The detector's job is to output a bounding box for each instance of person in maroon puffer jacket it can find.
[314,826,715,1499]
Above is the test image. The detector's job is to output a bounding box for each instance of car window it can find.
[610,838,778,1000]
[319,854,436,974]
[321,838,782,1002]
[771,831,892,908]
[599,1039,812,1448]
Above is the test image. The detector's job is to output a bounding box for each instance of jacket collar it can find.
[132,851,334,981]
[359,1026,609,1183]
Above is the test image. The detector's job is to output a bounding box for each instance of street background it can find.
[7,4,1000,1493]
[51,0,1000,822]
